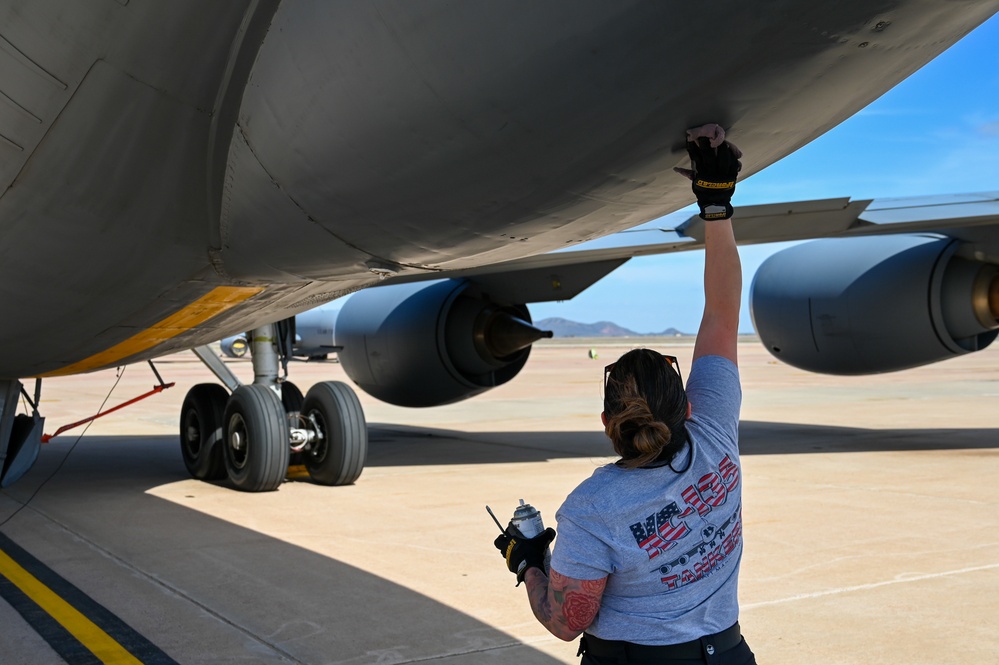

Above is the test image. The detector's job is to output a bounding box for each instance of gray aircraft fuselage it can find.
[1,0,996,378]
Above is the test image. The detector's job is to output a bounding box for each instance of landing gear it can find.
[0,380,44,489]
[281,381,305,465]
[179,384,228,480]
[302,381,367,486]
[183,322,368,491]
[223,384,289,492]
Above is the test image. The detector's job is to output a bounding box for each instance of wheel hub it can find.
[305,411,327,463]
[227,414,249,470]
[183,412,202,456]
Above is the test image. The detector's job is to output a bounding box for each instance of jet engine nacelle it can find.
[751,235,999,375]
[335,280,551,407]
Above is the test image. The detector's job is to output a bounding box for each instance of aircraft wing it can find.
[376,192,999,304]
[320,190,998,413]
[690,192,999,249]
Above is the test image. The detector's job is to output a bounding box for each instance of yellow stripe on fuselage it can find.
[0,549,143,664]
[41,286,263,377]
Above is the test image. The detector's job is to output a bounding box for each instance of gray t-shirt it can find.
[550,355,743,645]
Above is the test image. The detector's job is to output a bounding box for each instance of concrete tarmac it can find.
[0,339,996,664]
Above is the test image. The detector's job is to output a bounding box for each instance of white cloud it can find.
[979,120,999,137]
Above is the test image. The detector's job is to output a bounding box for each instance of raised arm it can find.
[675,124,743,365]
[692,218,742,364]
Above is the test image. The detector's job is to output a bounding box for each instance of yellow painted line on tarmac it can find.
[0,548,142,664]
[41,286,264,377]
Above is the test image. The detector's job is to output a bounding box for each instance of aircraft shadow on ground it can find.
[13,419,996,483]
[364,422,999,466]
[0,436,567,665]
[737,421,999,455]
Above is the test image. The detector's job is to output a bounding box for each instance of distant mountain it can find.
[536,317,688,338]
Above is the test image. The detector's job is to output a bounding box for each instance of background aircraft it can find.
[220,303,343,362]
[1,2,997,493]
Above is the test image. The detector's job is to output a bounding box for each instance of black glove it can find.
[494,527,555,585]
[681,135,742,221]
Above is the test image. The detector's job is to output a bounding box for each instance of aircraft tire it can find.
[223,385,290,492]
[302,381,367,486]
[179,383,229,481]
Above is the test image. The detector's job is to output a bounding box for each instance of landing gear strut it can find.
[0,380,44,488]
[181,321,367,491]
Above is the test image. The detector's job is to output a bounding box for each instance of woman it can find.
[495,125,755,664]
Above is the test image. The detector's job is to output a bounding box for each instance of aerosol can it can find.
[510,499,545,539]
[487,500,551,574]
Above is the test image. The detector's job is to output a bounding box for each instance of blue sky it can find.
[532,12,999,334]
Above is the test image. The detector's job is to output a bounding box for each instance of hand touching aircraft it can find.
[1,2,996,492]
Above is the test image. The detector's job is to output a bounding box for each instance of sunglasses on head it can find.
[603,353,682,389]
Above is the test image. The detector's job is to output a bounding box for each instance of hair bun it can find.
[632,420,672,457]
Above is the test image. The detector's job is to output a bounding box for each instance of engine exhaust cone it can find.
[484,312,553,358]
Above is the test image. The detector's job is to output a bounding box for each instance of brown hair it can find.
[603,349,688,469]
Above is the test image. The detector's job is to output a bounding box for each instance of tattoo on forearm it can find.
[524,568,607,641]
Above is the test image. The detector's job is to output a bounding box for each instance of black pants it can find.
[578,627,756,665]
